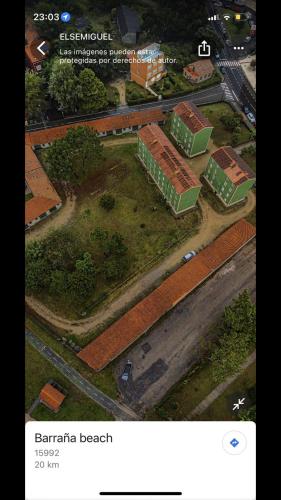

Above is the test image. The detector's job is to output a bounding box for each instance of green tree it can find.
[78,68,108,113]
[104,255,129,281]
[49,270,69,295]
[69,252,96,299]
[211,291,256,383]
[25,70,46,120]
[48,60,79,113]
[46,126,103,185]
[220,113,242,132]
[99,194,115,211]
[104,233,128,257]
[90,227,109,241]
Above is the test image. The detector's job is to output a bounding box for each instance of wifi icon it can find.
[224,14,231,21]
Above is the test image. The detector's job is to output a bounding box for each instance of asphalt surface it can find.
[25,329,138,421]
[116,240,256,414]
[25,84,225,131]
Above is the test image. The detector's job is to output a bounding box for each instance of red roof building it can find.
[183,59,215,84]
[39,383,66,412]
[25,108,167,147]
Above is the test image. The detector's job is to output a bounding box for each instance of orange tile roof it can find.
[138,124,201,193]
[77,219,256,371]
[212,146,255,186]
[25,108,166,147]
[173,101,213,134]
[184,59,215,78]
[40,383,65,412]
[25,144,61,224]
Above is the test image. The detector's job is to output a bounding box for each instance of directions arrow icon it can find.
[37,41,47,56]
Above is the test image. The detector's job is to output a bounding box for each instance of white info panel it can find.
[26,421,256,500]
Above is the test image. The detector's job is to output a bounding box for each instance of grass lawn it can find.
[125,81,157,104]
[240,147,256,172]
[152,70,221,98]
[198,361,256,421]
[221,9,251,42]
[146,356,256,422]
[37,143,202,319]
[25,315,119,397]
[26,341,113,421]
[146,361,218,421]
[199,102,252,147]
[106,85,120,107]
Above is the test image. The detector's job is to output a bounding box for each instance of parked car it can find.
[245,36,251,42]
[215,51,220,60]
[182,251,196,263]
[220,66,227,74]
[247,112,256,127]
[121,361,132,382]
[226,39,232,46]
[243,105,250,115]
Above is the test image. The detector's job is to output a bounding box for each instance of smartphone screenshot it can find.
[25,1,256,499]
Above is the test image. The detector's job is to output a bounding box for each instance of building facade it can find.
[129,43,166,88]
[183,59,215,84]
[137,124,201,215]
[204,146,256,206]
[171,101,213,158]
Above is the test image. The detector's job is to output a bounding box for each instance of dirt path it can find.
[103,136,137,147]
[26,191,256,335]
[111,79,127,106]
[187,351,256,420]
[234,141,255,154]
[25,195,77,242]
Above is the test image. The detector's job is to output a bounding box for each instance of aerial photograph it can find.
[25,0,256,424]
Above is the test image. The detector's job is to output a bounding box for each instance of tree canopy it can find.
[211,290,256,383]
[45,126,103,185]
[25,70,46,120]
[78,68,108,113]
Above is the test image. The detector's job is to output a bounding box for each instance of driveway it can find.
[116,240,256,414]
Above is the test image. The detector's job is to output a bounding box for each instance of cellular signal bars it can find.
[208,15,219,21]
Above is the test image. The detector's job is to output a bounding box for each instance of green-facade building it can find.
[171,101,213,157]
[204,146,256,206]
[137,124,201,216]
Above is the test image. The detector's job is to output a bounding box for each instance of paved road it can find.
[116,240,256,414]
[207,1,256,115]
[26,84,225,132]
[25,330,138,421]
[187,351,256,420]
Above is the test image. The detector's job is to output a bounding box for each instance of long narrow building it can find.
[25,108,166,148]
[137,124,201,215]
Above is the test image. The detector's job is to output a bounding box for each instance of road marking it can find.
[217,60,241,68]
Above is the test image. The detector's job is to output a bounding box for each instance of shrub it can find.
[99,194,115,211]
